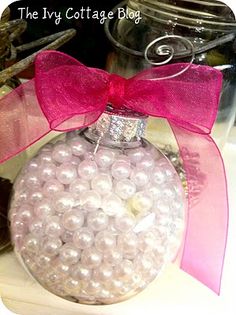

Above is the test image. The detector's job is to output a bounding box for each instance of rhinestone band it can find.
[89,111,147,142]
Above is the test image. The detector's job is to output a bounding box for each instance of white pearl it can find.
[29,218,44,236]
[64,278,81,294]
[78,160,98,180]
[52,143,72,163]
[84,152,94,160]
[44,270,64,286]
[154,244,166,256]
[91,174,112,195]
[115,214,136,232]
[56,163,77,185]
[25,158,40,172]
[87,210,108,231]
[146,185,162,201]
[73,228,94,249]
[70,264,92,281]
[130,168,150,187]
[59,243,81,265]
[44,216,63,237]
[54,259,71,275]
[156,202,170,215]
[164,166,175,179]
[106,219,119,235]
[54,192,74,213]
[127,148,146,163]
[157,214,172,227]
[156,158,169,168]
[134,254,155,274]
[70,156,81,166]
[156,225,168,239]
[138,230,158,252]
[131,191,153,213]
[93,263,113,282]
[37,254,52,268]
[103,249,123,266]
[61,230,74,243]
[114,259,133,280]
[136,155,155,170]
[34,199,54,218]
[62,209,84,231]
[130,273,143,288]
[39,152,53,163]
[163,186,176,199]
[80,190,102,211]
[84,280,102,295]
[23,234,40,254]
[96,288,113,300]
[12,219,27,234]
[117,232,138,255]
[42,179,64,196]
[95,149,115,168]
[102,193,124,216]
[29,190,44,203]
[111,161,131,180]
[24,172,41,189]
[69,178,90,195]
[42,238,62,257]
[95,231,116,252]
[109,279,124,293]
[15,191,29,203]
[13,176,25,191]
[115,179,136,200]
[17,204,33,224]
[80,247,102,269]
[151,166,166,185]
[68,137,88,156]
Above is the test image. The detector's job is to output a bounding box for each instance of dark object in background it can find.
[9,0,120,69]
[0,178,12,252]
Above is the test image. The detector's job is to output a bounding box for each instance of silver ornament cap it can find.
[88,106,148,142]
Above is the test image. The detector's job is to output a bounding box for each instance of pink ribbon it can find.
[0,50,228,294]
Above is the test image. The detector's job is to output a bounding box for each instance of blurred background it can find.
[9,0,120,71]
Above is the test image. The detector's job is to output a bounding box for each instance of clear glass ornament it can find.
[9,109,186,304]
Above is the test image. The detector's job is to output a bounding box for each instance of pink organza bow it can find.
[0,50,228,294]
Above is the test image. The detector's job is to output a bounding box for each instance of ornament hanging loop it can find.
[144,35,195,80]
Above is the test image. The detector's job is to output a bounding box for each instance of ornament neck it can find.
[85,107,147,146]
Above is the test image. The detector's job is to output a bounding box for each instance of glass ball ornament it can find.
[9,110,186,305]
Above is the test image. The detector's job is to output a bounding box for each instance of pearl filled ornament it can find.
[9,112,185,305]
